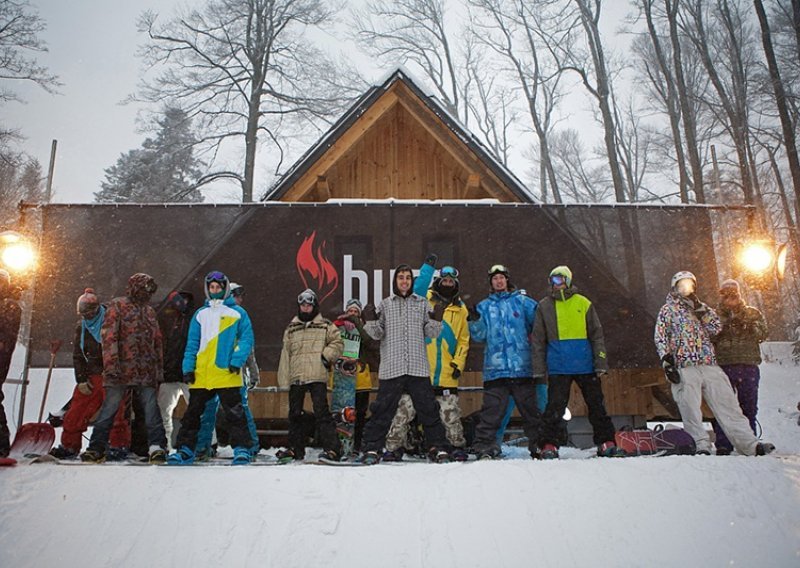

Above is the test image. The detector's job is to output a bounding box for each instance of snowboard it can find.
[0,457,17,467]
[615,425,696,457]
[331,327,360,456]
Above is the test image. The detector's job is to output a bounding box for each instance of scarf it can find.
[80,305,106,353]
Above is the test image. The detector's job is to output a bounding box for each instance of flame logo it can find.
[296,231,339,303]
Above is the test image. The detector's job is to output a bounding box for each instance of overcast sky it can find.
[1,1,634,204]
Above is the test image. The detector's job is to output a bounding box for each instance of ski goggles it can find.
[204,270,227,285]
[297,290,317,305]
[488,264,508,276]
[550,275,567,286]
[440,266,459,279]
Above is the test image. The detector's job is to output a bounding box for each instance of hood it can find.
[392,264,415,297]
[126,273,157,304]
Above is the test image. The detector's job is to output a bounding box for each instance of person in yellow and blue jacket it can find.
[383,255,471,461]
[533,265,621,459]
[467,264,544,460]
[167,271,255,466]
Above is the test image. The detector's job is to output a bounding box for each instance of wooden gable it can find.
[271,76,530,202]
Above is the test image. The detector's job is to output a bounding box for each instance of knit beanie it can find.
[77,288,100,316]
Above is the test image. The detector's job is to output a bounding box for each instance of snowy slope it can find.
[2,347,800,568]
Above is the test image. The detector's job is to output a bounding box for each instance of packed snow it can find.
[1,344,799,568]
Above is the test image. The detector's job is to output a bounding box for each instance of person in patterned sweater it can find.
[710,279,768,455]
[654,271,774,456]
[81,273,168,463]
[359,262,450,464]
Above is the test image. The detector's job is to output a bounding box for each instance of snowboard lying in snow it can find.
[29,454,282,466]
[615,425,697,457]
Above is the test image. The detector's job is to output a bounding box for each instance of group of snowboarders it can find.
[14,253,774,466]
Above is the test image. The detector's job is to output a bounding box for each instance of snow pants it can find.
[196,385,259,454]
[176,387,251,452]
[541,374,615,448]
[88,385,166,454]
[157,381,190,451]
[672,365,758,455]
[361,375,448,454]
[61,374,130,452]
[712,364,760,452]
[353,390,370,452]
[472,378,543,458]
[288,382,339,458]
[385,390,466,452]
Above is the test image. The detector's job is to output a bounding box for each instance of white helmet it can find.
[670,271,697,289]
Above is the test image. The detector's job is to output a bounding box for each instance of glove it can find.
[424,253,438,267]
[687,293,707,316]
[430,301,445,322]
[77,381,93,396]
[362,304,377,322]
[247,374,259,391]
[450,362,461,379]
[183,372,195,384]
[321,356,331,370]
[345,314,361,325]
[661,354,680,384]
[467,303,480,322]
[229,366,241,375]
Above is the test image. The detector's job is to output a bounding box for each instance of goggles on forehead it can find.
[550,275,567,286]
[489,264,508,275]
[440,266,459,279]
[205,271,226,285]
[297,291,317,305]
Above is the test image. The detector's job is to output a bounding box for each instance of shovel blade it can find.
[9,423,56,458]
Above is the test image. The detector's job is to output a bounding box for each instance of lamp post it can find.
[0,231,38,427]
[735,238,789,338]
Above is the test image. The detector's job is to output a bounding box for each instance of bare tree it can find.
[754,0,800,224]
[135,0,363,202]
[680,0,763,211]
[352,0,464,120]
[0,153,43,225]
[0,0,61,103]
[468,0,569,203]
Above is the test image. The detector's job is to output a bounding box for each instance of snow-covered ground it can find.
[1,345,800,568]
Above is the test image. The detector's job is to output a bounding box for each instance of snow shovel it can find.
[9,340,62,458]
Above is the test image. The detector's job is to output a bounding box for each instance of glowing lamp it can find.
[776,243,789,280]
[739,241,774,275]
[1,242,36,272]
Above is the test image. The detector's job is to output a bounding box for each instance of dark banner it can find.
[27,203,728,369]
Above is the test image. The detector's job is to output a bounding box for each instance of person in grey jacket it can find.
[359,262,450,464]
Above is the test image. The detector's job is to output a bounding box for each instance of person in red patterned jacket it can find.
[81,273,168,463]
[49,289,130,460]
[654,271,773,456]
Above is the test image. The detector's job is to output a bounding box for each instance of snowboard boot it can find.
[476,447,501,461]
[80,449,105,464]
[428,448,451,464]
[232,447,252,465]
[756,442,775,456]
[194,447,215,462]
[276,449,297,464]
[381,448,404,462]
[360,451,380,465]
[148,447,167,464]
[597,441,625,458]
[540,444,559,460]
[715,447,733,456]
[166,446,195,465]
[49,445,79,460]
[451,448,469,462]
[106,447,130,462]
[318,449,341,462]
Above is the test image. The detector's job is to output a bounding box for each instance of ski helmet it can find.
[670,271,697,290]
[204,270,230,300]
[549,266,573,288]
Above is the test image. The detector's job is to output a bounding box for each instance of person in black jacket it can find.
[0,269,20,458]
[49,289,130,459]
[156,290,195,451]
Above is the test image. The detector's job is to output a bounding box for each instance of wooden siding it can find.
[279,82,520,202]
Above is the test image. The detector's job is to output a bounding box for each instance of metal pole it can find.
[44,140,57,203]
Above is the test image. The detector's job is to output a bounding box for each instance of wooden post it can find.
[44,140,57,203]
